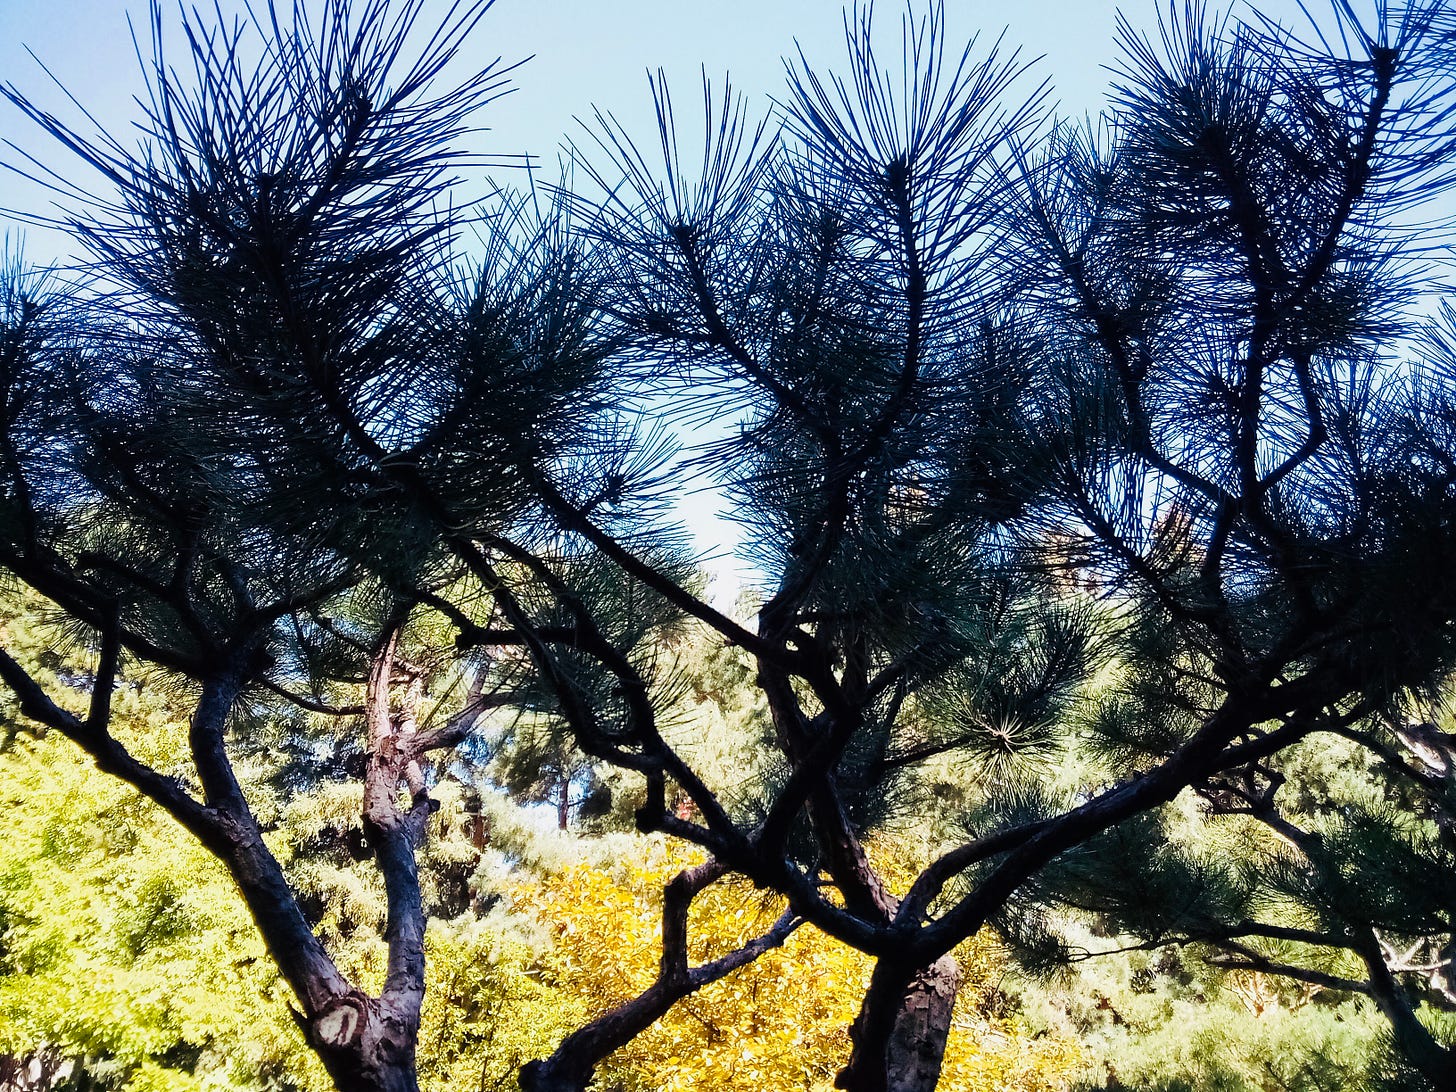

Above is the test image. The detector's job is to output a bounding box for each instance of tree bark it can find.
[837,954,960,1092]
[305,991,422,1092]
[1351,930,1456,1090]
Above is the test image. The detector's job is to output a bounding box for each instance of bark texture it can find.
[884,956,960,1092]
[837,955,960,1092]
[306,990,422,1092]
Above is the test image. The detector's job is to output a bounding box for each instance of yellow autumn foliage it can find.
[516,839,1081,1091]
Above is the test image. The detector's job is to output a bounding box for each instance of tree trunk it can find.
[837,954,960,1092]
[885,955,960,1092]
[307,991,422,1092]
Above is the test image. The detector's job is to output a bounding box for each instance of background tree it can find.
[0,588,327,1091]
[1029,678,1456,1085]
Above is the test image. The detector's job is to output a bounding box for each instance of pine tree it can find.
[988,3,1456,1085]
[3,1,1456,1091]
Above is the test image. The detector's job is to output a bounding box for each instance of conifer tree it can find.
[984,4,1456,1085]
[2,1,1456,1090]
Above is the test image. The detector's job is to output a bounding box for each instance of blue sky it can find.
[0,0,1318,260]
[0,0,1371,588]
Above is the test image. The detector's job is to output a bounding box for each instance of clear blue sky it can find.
[0,0,1318,261]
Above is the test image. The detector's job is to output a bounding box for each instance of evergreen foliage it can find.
[1,0,1455,1089]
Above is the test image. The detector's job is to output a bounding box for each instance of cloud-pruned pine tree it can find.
[2,1,1456,1090]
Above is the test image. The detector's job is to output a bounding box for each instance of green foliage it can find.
[1004,721,1456,1090]
[1018,936,1416,1092]
[417,921,588,1092]
[0,590,579,1089]
[0,727,324,1091]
